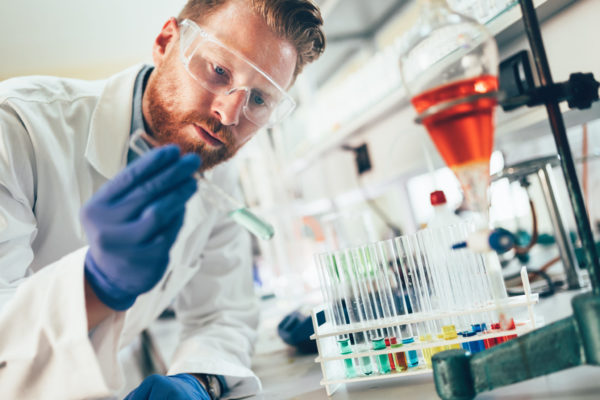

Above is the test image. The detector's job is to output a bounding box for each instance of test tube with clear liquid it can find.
[315,253,357,378]
[129,130,274,240]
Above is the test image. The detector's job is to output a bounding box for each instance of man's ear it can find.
[152,17,179,68]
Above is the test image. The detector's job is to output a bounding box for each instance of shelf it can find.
[284,86,408,177]
[282,0,578,177]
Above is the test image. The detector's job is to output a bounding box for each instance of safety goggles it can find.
[178,19,296,128]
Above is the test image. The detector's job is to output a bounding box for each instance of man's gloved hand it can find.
[124,374,210,400]
[82,145,201,310]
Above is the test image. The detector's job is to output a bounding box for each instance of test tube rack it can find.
[310,267,539,396]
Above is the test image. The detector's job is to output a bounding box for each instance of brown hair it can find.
[178,0,326,80]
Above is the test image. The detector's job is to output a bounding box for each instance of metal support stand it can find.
[519,0,600,290]
[431,0,600,398]
[537,163,581,289]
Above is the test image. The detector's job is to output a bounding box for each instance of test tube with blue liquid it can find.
[129,130,274,240]
[333,250,374,376]
[452,224,499,346]
[316,253,356,378]
[349,246,391,374]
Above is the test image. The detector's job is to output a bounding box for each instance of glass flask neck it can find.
[418,0,451,12]
[413,0,463,39]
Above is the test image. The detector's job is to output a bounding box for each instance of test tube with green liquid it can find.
[130,130,274,240]
[347,247,390,374]
[371,241,411,371]
[334,250,374,376]
[356,245,395,374]
[316,253,356,378]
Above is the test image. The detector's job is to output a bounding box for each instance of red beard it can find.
[145,76,240,171]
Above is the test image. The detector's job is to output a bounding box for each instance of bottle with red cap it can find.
[428,190,462,229]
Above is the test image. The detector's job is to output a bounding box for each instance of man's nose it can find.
[212,88,248,126]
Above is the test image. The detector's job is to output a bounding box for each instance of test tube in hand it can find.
[129,130,274,240]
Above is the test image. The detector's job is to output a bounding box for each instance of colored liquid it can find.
[402,337,419,368]
[391,342,406,372]
[228,208,275,240]
[407,350,419,367]
[484,335,497,349]
[471,340,486,353]
[385,338,396,370]
[373,337,391,374]
[442,325,461,350]
[360,356,374,375]
[411,75,498,169]
[337,338,356,378]
[506,318,518,340]
[420,334,434,368]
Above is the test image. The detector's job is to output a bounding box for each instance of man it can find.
[0,0,325,398]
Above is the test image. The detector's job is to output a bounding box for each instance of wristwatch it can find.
[198,374,222,400]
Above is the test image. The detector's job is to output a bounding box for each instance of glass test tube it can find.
[129,130,274,240]
[407,234,441,363]
[411,231,445,363]
[424,226,472,352]
[315,253,356,378]
[393,236,424,368]
[369,242,405,372]
[379,239,411,372]
[333,250,374,376]
[351,246,391,374]
[461,224,493,323]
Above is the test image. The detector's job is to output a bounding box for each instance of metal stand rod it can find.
[537,164,581,289]
[519,0,600,292]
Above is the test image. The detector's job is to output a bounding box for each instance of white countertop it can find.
[137,288,600,399]
[249,290,600,400]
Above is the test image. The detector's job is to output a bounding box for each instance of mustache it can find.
[183,114,234,144]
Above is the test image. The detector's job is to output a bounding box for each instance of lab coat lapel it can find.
[85,65,144,180]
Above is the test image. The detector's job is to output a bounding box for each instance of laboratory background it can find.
[2,0,600,399]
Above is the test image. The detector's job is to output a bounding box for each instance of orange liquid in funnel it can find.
[411,75,498,168]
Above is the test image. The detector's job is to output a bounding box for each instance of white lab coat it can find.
[0,65,261,399]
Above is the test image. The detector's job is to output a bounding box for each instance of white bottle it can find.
[428,190,462,229]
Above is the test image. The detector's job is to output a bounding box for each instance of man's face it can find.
[143,1,297,171]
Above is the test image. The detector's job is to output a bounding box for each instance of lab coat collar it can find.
[85,64,145,180]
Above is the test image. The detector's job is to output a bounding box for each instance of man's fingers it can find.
[95,145,181,202]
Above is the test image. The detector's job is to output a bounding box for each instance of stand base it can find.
[432,292,600,399]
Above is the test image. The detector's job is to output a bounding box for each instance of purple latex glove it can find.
[124,374,210,400]
[82,145,200,310]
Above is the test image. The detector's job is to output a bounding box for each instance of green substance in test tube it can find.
[372,338,392,374]
[360,356,374,375]
[228,208,274,240]
[337,338,356,378]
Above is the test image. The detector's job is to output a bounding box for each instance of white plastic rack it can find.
[310,267,539,396]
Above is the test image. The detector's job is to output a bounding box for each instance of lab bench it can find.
[132,289,600,399]
[250,290,600,400]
